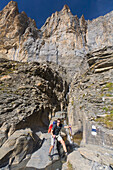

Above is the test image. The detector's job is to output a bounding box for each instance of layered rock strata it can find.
[68,46,113,147]
[0,58,68,135]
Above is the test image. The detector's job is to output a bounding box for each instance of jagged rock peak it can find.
[79,14,87,30]
[80,15,85,23]
[62,4,71,13]
[0,0,19,20]
[2,1,18,11]
[5,1,17,7]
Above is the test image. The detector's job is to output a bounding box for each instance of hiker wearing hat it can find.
[48,118,71,159]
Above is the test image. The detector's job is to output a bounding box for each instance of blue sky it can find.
[0,0,113,28]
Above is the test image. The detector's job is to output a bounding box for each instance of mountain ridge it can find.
[0,1,113,78]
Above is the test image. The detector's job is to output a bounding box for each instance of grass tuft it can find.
[67,161,73,170]
[95,113,113,129]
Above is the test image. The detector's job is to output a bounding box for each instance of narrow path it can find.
[26,133,59,169]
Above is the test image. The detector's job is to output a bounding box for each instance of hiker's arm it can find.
[64,125,71,129]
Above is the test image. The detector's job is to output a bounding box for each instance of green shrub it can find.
[104,82,113,91]
[71,100,74,105]
[103,107,109,112]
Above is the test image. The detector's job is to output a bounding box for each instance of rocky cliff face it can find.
[1,1,113,78]
[68,46,113,147]
[0,1,39,61]
[0,58,68,135]
[66,45,113,170]
[0,1,113,169]
[0,58,69,167]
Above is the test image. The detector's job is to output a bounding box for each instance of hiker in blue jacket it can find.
[49,118,71,159]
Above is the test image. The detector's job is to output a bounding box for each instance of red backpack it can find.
[48,121,57,133]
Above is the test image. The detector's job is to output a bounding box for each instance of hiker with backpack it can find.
[48,118,71,159]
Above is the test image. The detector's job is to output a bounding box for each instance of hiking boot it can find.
[65,152,68,156]
[48,154,52,161]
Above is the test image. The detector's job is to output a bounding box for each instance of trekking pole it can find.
[69,125,73,140]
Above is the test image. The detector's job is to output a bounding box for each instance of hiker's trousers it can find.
[51,135,63,146]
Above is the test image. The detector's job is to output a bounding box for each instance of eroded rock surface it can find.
[0,1,113,169]
[62,144,113,170]
[0,58,69,168]
[0,58,68,134]
[68,46,113,147]
[0,128,40,168]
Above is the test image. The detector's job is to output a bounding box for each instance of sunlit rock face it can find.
[0,1,38,62]
[0,1,113,169]
[86,11,113,51]
[0,0,113,142]
[1,1,113,77]
[38,5,88,77]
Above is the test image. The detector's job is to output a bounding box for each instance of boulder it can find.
[79,144,113,167]
[26,133,59,169]
[0,128,40,168]
[62,144,113,170]
[62,150,91,170]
